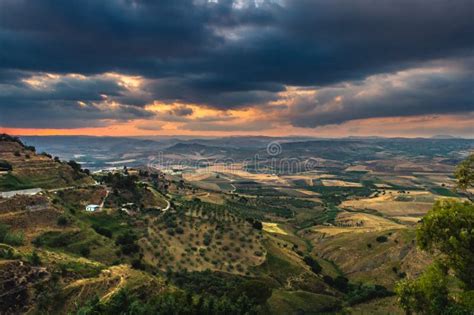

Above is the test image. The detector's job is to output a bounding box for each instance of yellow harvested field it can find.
[313,212,405,236]
[263,222,288,235]
[378,177,420,188]
[345,165,369,172]
[182,172,214,181]
[295,189,320,196]
[190,192,226,204]
[341,192,433,216]
[188,181,221,191]
[374,183,392,188]
[224,170,288,185]
[321,179,363,187]
[314,174,337,179]
[188,163,288,185]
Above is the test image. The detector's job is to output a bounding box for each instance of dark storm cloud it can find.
[1,0,473,127]
[146,77,281,108]
[288,60,474,127]
[0,72,154,128]
[169,106,194,117]
[0,0,276,75]
[0,100,153,128]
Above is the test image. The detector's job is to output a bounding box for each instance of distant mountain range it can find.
[19,136,474,171]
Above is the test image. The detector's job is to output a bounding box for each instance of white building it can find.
[86,204,100,212]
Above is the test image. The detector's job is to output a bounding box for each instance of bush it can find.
[0,247,18,259]
[67,160,82,173]
[0,160,12,171]
[121,243,140,255]
[131,259,144,270]
[303,255,322,274]
[234,280,273,304]
[29,251,42,266]
[57,215,69,226]
[0,224,24,246]
[203,233,212,246]
[3,232,24,246]
[246,218,263,230]
[92,225,113,238]
[376,235,388,243]
[0,223,8,241]
[332,276,349,292]
[347,283,392,305]
[80,246,91,257]
[116,231,139,255]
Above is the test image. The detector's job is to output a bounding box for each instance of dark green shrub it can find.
[92,225,113,238]
[303,255,322,274]
[57,215,69,226]
[80,246,91,257]
[29,251,42,266]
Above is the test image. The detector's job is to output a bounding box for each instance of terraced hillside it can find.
[0,135,94,191]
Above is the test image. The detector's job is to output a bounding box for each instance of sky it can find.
[0,0,473,138]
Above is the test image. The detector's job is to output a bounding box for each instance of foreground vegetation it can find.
[0,135,473,314]
[395,154,474,314]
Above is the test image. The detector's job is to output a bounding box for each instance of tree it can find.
[455,154,473,191]
[395,263,449,315]
[303,255,322,274]
[233,280,273,305]
[68,160,82,173]
[80,246,91,257]
[396,155,474,313]
[417,199,474,290]
[57,215,69,226]
[455,154,473,202]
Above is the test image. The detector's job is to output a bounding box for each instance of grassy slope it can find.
[0,140,93,191]
[309,228,430,289]
[268,289,341,315]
